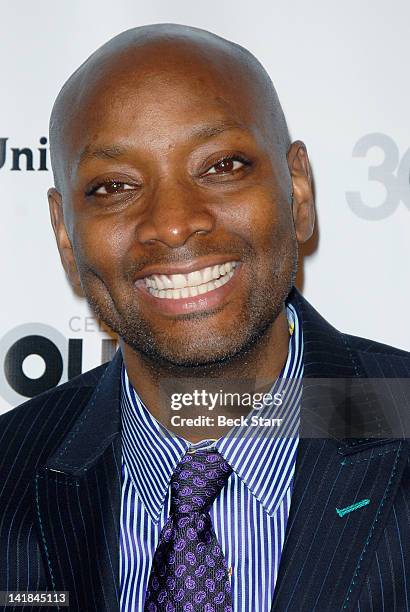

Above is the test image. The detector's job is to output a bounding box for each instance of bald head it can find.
[49,24,290,192]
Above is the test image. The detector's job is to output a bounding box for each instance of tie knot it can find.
[170,450,232,515]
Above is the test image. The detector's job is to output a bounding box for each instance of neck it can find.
[120,308,290,442]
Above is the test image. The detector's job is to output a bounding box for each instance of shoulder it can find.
[0,361,113,489]
[342,332,410,377]
[0,361,110,437]
[344,332,410,358]
[342,334,410,361]
[290,287,410,373]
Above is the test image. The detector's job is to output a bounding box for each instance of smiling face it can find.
[49,30,314,368]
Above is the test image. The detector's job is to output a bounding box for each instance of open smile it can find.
[135,260,241,315]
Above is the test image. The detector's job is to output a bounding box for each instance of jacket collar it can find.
[45,349,123,475]
[288,287,393,452]
[271,288,408,611]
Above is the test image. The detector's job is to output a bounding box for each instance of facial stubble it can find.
[76,230,298,372]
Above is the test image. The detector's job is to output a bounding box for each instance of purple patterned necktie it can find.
[144,449,233,612]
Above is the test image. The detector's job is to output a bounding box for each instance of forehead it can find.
[61,41,272,165]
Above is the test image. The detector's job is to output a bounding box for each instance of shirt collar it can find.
[121,303,303,522]
[121,370,188,522]
[215,302,303,515]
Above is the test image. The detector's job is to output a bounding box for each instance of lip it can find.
[134,255,240,280]
[135,262,242,316]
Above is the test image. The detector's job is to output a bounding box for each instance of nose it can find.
[135,178,215,247]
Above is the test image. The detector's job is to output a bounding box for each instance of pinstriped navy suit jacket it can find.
[1,287,410,612]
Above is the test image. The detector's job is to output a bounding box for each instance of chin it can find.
[134,319,273,371]
[137,339,242,369]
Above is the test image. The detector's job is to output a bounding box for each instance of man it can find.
[1,23,410,612]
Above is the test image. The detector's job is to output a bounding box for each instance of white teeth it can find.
[220,272,232,286]
[153,275,165,290]
[202,266,213,284]
[144,261,238,295]
[171,274,185,289]
[187,270,202,287]
[147,269,235,300]
[160,274,173,289]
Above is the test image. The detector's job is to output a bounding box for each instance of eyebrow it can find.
[78,120,246,164]
[189,120,246,140]
[79,144,127,164]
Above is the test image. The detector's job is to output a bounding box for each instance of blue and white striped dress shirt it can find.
[120,303,303,611]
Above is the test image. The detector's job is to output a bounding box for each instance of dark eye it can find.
[204,157,247,176]
[89,181,136,196]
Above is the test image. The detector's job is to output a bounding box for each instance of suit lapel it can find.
[33,351,123,612]
[271,290,408,611]
[271,437,407,612]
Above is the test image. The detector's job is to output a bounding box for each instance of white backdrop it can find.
[1,0,409,412]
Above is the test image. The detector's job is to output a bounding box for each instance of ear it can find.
[287,141,315,243]
[48,188,82,291]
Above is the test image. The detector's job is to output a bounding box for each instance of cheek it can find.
[219,187,292,250]
[71,215,134,277]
